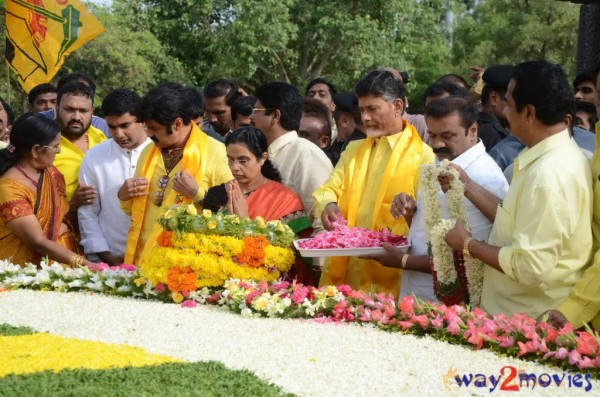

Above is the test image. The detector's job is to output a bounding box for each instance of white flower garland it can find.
[419,160,484,306]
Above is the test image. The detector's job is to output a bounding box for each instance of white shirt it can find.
[268,131,333,228]
[78,138,152,261]
[400,140,509,302]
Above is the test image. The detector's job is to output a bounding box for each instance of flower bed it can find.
[1,260,600,376]
[142,206,295,291]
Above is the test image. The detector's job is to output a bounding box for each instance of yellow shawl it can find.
[320,123,432,295]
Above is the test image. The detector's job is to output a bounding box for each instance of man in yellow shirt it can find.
[445,61,593,318]
[53,82,107,204]
[314,69,435,296]
[119,86,232,266]
[546,63,600,331]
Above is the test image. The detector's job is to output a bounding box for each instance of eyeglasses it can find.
[41,145,61,153]
[228,158,250,167]
[152,175,170,207]
[251,108,269,115]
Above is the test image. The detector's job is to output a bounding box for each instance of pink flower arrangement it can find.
[202,280,600,373]
[297,216,407,249]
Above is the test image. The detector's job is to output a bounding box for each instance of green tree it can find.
[451,0,579,78]
[61,5,188,106]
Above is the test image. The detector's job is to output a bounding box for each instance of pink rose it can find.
[181,300,198,308]
[155,283,167,294]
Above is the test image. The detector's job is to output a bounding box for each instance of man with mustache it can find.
[364,96,509,301]
[118,86,232,266]
[78,89,152,265]
[313,70,434,296]
[54,81,107,208]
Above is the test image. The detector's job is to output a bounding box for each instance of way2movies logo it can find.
[442,366,593,392]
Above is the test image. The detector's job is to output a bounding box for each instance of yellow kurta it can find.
[557,124,600,329]
[54,126,107,201]
[122,123,232,265]
[313,122,434,296]
[482,131,593,318]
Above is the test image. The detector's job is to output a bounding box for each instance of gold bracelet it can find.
[401,254,410,269]
[463,237,473,258]
[69,254,84,267]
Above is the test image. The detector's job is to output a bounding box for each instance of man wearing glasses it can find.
[118,86,232,266]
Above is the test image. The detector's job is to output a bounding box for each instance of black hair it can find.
[203,79,240,106]
[28,83,57,105]
[0,98,15,125]
[355,70,406,106]
[135,86,194,129]
[573,71,593,88]
[305,77,337,96]
[0,113,60,175]
[158,81,185,91]
[254,82,303,131]
[480,85,507,107]
[400,71,410,84]
[101,88,141,118]
[511,61,573,126]
[575,101,598,130]
[302,98,332,139]
[231,96,257,122]
[225,126,282,182]
[436,74,470,90]
[181,87,204,119]
[424,96,478,133]
[57,81,94,106]
[424,80,468,103]
[57,72,96,93]
[592,61,600,88]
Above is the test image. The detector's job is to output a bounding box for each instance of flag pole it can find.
[6,63,11,104]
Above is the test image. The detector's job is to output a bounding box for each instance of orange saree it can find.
[0,166,79,266]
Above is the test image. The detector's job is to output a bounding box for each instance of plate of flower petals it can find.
[293,220,409,257]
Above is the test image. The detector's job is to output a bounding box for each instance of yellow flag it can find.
[5,0,105,93]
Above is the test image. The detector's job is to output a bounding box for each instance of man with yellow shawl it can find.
[53,82,106,205]
[119,86,232,266]
[314,70,435,296]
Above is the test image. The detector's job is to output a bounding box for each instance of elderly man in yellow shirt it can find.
[53,81,106,205]
[118,86,232,266]
[445,61,593,319]
[314,69,434,296]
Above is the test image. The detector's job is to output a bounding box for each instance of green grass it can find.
[0,324,36,336]
[0,361,295,397]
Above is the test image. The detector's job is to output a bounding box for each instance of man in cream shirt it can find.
[445,61,593,318]
[78,89,152,265]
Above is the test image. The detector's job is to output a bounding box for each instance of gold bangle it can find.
[401,254,410,269]
[70,254,84,267]
[463,237,473,258]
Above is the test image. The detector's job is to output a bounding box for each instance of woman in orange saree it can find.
[202,126,317,284]
[0,113,93,267]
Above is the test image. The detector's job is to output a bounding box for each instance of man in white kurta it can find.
[78,89,152,265]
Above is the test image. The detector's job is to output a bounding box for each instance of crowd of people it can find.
[1,59,600,331]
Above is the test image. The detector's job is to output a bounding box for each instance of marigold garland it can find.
[141,208,295,290]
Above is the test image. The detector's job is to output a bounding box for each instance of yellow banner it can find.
[5,0,105,93]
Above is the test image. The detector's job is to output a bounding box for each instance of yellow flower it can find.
[134,277,147,287]
[186,204,197,215]
[207,220,217,230]
[276,221,286,232]
[255,216,266,229]
[202,209,212,218]
[164,209,174,219]
[324,285,338,297]
[171,291,184,303]
[232,216,241,224]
